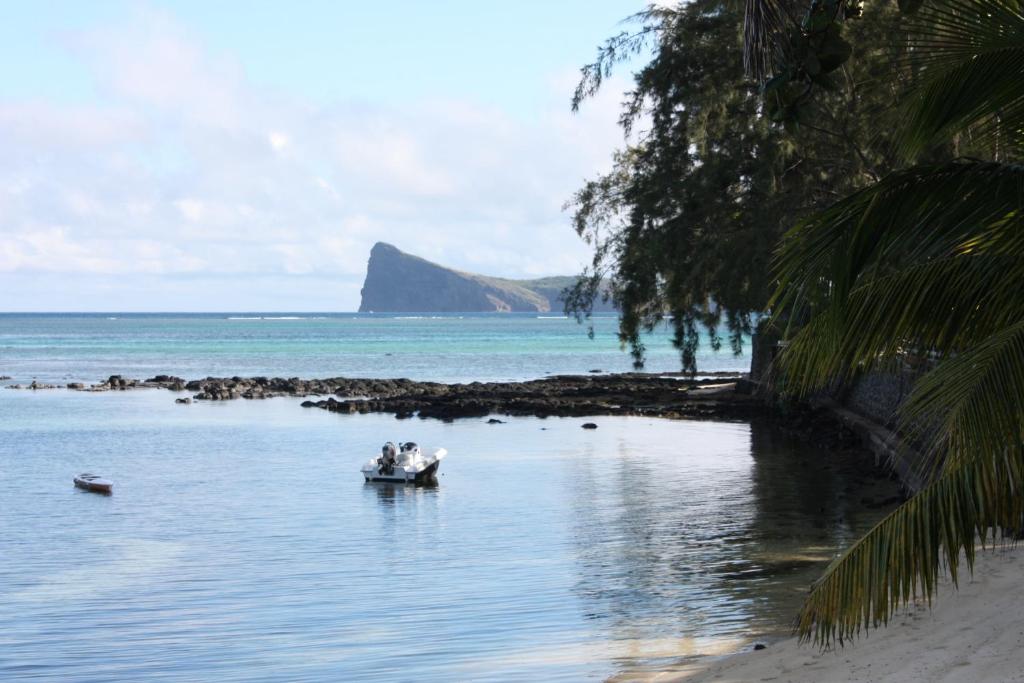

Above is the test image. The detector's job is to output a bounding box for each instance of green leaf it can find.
[810,71,839,91]
[817,26,852,73]
[898,0,925,13]
[804,52,823,76]
[762,69,791,94]
[900,0,1024,157]
[806,11,835,32]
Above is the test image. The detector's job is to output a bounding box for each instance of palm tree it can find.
[752,0,1024,645]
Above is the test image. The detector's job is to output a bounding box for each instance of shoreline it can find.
[645,545,1024,683]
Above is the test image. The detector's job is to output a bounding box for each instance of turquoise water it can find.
[0,389,896,681]
[0,313,749,384]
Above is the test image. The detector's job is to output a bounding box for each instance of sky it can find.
[0,0,651,311]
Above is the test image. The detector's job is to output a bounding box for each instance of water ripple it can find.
[0,392,899,681]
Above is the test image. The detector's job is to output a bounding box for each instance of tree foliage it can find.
[567,0,909,372]
[765,0,1024,646]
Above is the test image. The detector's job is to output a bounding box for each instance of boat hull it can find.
[74,477,113,494]
[363,459,441,484]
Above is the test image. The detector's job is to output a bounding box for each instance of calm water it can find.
[0,389,896,682]
[0,313,750,384]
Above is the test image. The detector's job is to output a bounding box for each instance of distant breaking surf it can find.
[226,316,311,320]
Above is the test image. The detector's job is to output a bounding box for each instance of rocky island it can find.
[358,242,615,313]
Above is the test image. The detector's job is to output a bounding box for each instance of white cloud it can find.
[174,199,205,223]
[0,102,146,149]
[268,131,290,152]
[0,8,629,310]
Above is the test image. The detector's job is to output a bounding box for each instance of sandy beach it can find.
[648,546,1024,683]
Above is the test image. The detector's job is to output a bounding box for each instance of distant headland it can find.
[357,242,615,313]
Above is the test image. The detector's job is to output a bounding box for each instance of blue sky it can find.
[0,1,650,310]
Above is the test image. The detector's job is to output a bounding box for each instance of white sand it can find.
[651,546,1024,683]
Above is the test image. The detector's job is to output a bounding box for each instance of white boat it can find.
[362,442,446,484]
[74,473,113,494]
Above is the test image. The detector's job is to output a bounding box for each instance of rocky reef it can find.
[357,242,615,313]
[299,374,762,421]
[36,372,759,421]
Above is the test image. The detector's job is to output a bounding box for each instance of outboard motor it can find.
[380,441,397,475]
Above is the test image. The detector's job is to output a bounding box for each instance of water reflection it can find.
[565,419,899,675]
[363,481,443,552]
[567,423,757,661]
[366,480,440,506]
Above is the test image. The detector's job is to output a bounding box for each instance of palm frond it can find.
[798,452,1024,645]
[901,0,1024,156]
[743,0,792,79]
[778,252,1024,396]
[772,160,1024,394]
[898,320,1024,480]
[774,160,1024,305]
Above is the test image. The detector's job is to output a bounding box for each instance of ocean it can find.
[0,312,749,384]
[0,314,893,681]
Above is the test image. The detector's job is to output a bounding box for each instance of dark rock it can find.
[581,422,598,429]
[175,397,192,404]
[487,418,505,424]
[734,378,757,395]
[146,374,180,383]
[67,382,85,389]
[753,643,767,651]
[59,371,768,424]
